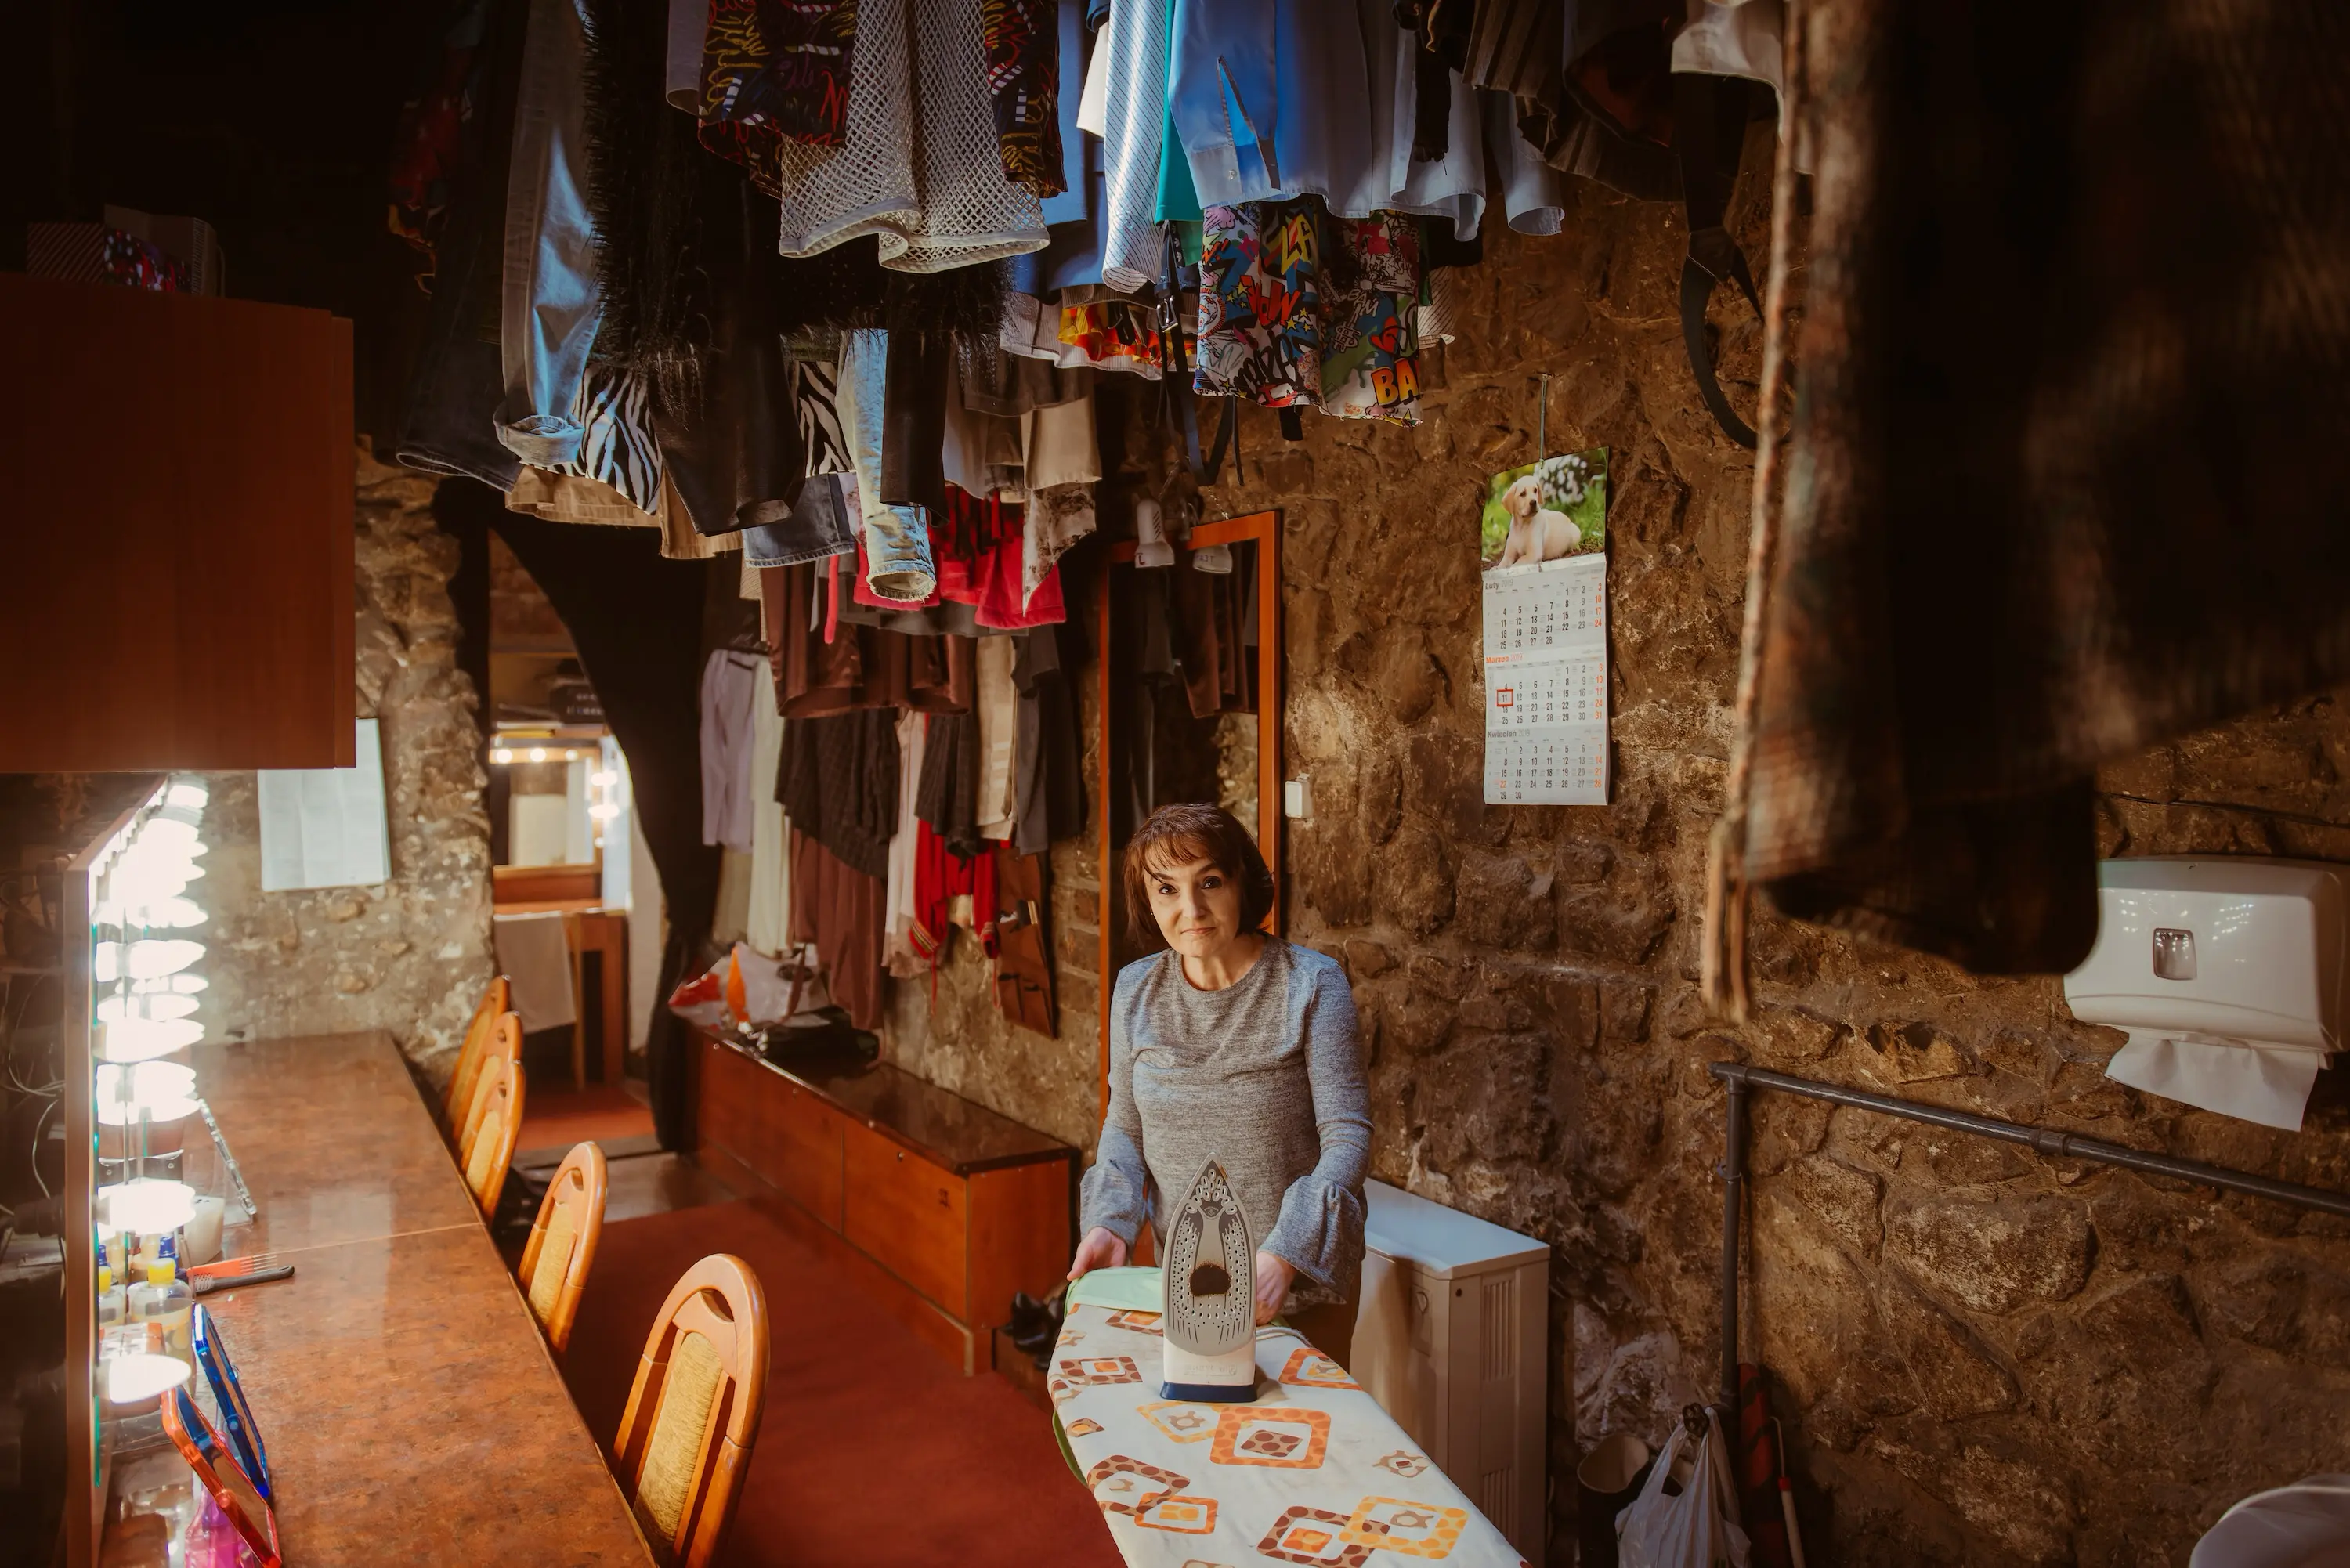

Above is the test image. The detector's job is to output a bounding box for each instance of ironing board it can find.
[1054,1269,1528,1567]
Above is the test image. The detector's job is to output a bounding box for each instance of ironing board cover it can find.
[1055,1268,1528,1567]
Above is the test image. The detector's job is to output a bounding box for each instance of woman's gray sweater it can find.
[1079,940,1371,1310]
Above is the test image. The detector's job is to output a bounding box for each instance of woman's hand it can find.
[1068,1227,1130,1281]
[1253,1250,1295,1325]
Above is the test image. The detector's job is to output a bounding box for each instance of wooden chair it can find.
[518,1141,607,1353]
[614,1255,769,1568]
[461,1056,523,1220]
[457,1013,522,1158]
[443,975,512,1134]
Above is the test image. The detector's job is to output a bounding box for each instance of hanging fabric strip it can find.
[1702,0,1806,1024]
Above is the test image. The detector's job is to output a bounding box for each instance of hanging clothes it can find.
[883,709,929,978]
[1195,197,1325,409]
[1735,0,2350,974]
[1166,0,1368,213]
[582,0,713,421]
[653,185,814,539]
[837,328,938,601]
[910,817,996,966]
[975,634,1020,841]
[397,0,528,493]
[1348,0,1486,237]
[990,844,1058,1037]
[979,0,1066,200]
[916,708,982,858]
[1012,624,1085,855]
[790,829,888,1028]
[766,0,1049,272]
[745,658,793,956]
[531,363,666,515]
[1094,0,1171,293]
[779,710,898,899]
[498,0,602,466]
[697,0,859,182]
[700,647,766,851]
[765,557,977,715]
[1318,211,1424,423]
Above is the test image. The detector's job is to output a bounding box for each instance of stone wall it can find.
[1184,173,2350,1567]
[194,445,494,1080]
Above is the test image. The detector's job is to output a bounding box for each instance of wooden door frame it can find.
[1095,510,1283,1122]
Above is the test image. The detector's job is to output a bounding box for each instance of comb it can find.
[193,1264,292,1295]
[189,1252,281,1281]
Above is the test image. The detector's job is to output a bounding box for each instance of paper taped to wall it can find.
[257,719,391,891]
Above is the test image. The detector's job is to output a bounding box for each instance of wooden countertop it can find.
[111,1031,653,1566]
[697,1028,1074,1176]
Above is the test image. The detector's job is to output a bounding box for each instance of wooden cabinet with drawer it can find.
[692,1031,1074,1372]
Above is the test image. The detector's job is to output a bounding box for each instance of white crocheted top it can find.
[772,0,1048,273]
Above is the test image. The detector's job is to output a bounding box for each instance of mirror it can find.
[1094,511,1284,1085]
[192,1305,271,1498]
[161,1383,281,1568]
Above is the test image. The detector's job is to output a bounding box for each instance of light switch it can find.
[1283,776,1312,822]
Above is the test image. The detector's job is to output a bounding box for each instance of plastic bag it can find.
[1618,1410,1752,1568]
[666,942,823,1031]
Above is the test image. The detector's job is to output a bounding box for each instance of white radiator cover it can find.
[1354,1179,1550,1563]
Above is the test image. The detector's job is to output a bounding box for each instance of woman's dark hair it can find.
[1122,803,1276,948]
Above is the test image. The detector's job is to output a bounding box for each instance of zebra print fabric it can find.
[550,364,665,513]
[790,355,852,476]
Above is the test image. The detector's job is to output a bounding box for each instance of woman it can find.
[1069,802,1371,1365]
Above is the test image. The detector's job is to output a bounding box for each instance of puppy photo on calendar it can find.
[1480,449,1607,572]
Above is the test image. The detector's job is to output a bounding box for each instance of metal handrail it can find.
[1708,1060,2350,1411]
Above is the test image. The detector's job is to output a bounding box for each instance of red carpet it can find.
[515,1084,656,1154]
[560,1196,1121,1568]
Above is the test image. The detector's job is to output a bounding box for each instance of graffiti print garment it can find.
[700,0,859,190]
[980,0,1065,200]
[1319,212,1423,425]
[1193,198,1325,410]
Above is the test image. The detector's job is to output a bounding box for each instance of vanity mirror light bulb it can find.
[96,1093,198,1128]
[98,1061,197,1104]
[165,781,210,812]
[591,770,617,786]
[100,938,206,981]
[136,817,202,855]
[131,974,208,995]
[98,1177,197,1234]
[99,993,199,1024]
[126,897,207,930]
[105,1352,192,1405]
[99,1017,205,1062]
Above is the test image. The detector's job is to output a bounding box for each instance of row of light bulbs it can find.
[92,779,216,1406]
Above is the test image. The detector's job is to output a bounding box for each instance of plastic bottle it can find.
[128,1240,193,1367]
[96,1263,126,1329]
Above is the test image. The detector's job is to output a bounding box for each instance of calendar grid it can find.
[1483,552,1609,804]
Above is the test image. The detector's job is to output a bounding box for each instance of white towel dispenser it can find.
[2063,858,2348,1130]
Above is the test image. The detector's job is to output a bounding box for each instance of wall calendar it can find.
[1477,448,1609,805]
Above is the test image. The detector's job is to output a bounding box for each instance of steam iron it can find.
[1160,1158,1260,1404]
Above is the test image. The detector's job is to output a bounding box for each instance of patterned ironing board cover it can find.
[1054,1268,1528,1568]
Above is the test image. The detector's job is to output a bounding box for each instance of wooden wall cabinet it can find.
[0,275,354,771]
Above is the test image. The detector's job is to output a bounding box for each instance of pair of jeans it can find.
[836,330,938,602]
[399,0,527,490]
[497,0,602,466]
[742,474,858,568]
